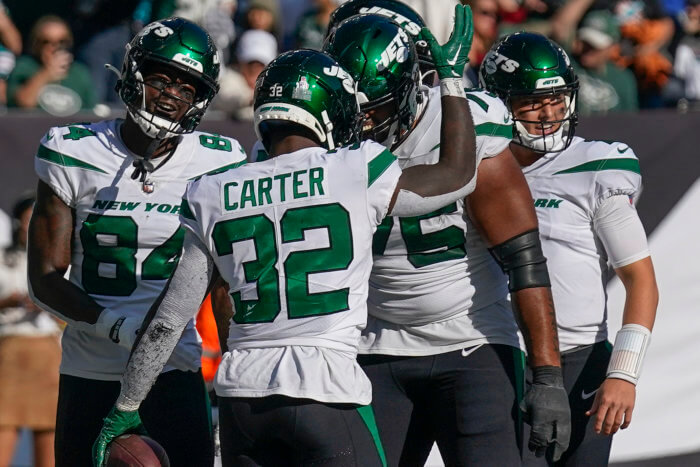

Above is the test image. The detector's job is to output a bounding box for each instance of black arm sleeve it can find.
[489,229,551,292]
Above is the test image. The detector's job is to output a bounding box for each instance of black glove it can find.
[521,365,571,461]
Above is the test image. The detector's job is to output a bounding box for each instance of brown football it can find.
[105,434,170,467]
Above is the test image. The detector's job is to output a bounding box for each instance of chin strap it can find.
[130,129,177,193]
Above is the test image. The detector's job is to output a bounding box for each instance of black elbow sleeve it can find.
[489,229,551,292]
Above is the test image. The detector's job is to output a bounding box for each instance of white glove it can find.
[95,308,141,351]
[166,341,201,372]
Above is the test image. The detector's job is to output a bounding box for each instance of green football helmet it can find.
[116,17,220,138]
[253,49,363,151]
[323,14,421,149]
[326,0,433,75]
[479,32,579,153]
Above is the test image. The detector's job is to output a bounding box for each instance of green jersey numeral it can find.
[199,134,232,151]
[373,203,466,268]
[213,215,281,323]
[80,215,185,296]
[212,203,353,324]
[63,126,96,140]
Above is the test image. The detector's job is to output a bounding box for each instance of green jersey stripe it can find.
[367,149,397,187]
[467,93,489,112]
[428,122,513,153]
[36,145,107,173]
[475,122,513,139]
[554,158,640,175]
[180,199,196,220]
[356,405,388,467]
[189,160,247,180]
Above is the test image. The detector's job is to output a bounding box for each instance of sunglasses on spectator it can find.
[474,8,498,18]
[39,38,72,47]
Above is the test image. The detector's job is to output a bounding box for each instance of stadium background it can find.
[0,0,698,464]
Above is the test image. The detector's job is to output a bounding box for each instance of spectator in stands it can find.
[213,29,277,120]
[295,0,338,50]
[498,0,567,36]
[0,3,21,56]
[674,0,700,100]
[6,16,95,115]
[0,45,14,106]
[573,10,640,114]
[74,1,141,106]
[174,0,237,64]
[614,0,675,107]
[462,0,500,86]
[0,193,61,467]
[0,2,21,106]
[242,0,281,40]
[402,0,461,43]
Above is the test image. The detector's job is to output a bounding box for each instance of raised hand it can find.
[419,4,474,79]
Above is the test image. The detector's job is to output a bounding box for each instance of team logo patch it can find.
[172,53,203,73]
[535,76,565,88]
[292,76,312,101]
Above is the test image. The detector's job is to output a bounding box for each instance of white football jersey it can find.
[522,136,642,351]
[181,140,401,404]
[34,119,247,380]
[361,88,520,356]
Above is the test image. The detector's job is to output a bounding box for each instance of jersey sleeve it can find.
[468,90,513,163]
[179,179,208,245]
[592,143,643,210]
[361,141,402,227]
[34,127,81,207]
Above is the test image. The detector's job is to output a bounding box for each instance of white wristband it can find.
[607,323,651,385]
[440,78,466,98]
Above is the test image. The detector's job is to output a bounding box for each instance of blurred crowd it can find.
[0,0,697,119]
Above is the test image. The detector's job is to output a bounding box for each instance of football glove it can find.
[521,365,571,462]
[420,4,473,80]
[92,406,147,467]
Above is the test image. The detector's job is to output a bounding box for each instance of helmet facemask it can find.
[479,32,580,155]
[509,86,578,154]
[359,79,420,149]
[118,45,218,139]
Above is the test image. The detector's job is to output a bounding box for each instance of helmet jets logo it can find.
[292,76,312,101]
[377,29,410,72]
[536,76,565,88]
[323,65,356,94]
[173,53,204,73]
[138,22,173,38]
[484,52,520,74]
[359,7,422,36]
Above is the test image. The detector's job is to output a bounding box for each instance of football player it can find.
[27,18,246,466]
[481,32,659,466]
[323,9,571,466]
[92,7,480,466]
